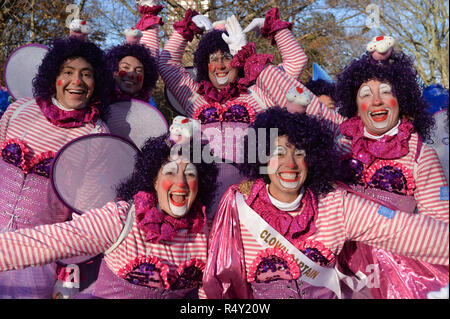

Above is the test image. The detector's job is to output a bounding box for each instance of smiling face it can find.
[208,50,238,89]
[356,79,400,135]
[114,56,144,96]
[154,159,199,219]
[55,57,95,110]
[267,135,308,203]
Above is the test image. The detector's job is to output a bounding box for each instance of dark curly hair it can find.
[305,79,337,103]
[116,133,219,211]
[32,37,111,110]
[336,51,434,140]
[106,43,158,98]
[238,107,341,198]
[193,29,244,83]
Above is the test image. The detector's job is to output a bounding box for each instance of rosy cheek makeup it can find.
[360,101,369,112]
[57,80,63,86]
[208,64,215,72]
[389,98,397,107]
[161,179,173,191]
[118,70,127,78]
[137,74,143,83]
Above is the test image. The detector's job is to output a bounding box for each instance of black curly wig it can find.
[116,133,219,210]
[238,107,342,198]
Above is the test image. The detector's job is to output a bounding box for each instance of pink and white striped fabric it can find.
[0,97,108,158]
[236,187,449,279]
[0,201,208,297]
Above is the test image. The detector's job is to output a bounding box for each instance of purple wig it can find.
[305,79,337,103]
[32,37,111,109]
[116,133,219,210]
[106,43,158,97]
[238,107,341,197]
[193,29,244,83]
[336,51,434,140]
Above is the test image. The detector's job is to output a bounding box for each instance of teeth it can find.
[280,173,298,179]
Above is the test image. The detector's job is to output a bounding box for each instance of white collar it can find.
[266,184,304,211]
[363,119,401,140]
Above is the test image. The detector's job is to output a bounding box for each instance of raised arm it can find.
[0,201,127,271]
[244,7,307,79]
[134,2,164,62]
[158,9,211,116]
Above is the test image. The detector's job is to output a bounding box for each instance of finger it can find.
[221,33,231,44]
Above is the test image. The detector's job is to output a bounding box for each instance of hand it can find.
[135,0,159,6]
[222,15,247,55]
[192,15,213,31]
[243,18,265,37]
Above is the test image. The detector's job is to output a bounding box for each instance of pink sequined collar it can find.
[134,191,206,243]
[36,97,100,128]
[340,117,414,165]
[113,84,150,103]
[245,179,318,246]
[197,80,248,104]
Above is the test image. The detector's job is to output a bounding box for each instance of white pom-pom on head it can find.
[124,27,143,44]
[285,85,312,114]
[69,19,91,40]
[212,20,226,30]
[169,116,201,145]
[366,35,395,61]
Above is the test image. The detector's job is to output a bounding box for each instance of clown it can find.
[0,37,110,298]
[0,130,218,299]
[203,107,449,299]
[291,36,449,298]
[159,7,308,217]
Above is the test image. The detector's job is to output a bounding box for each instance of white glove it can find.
[135,0,159,6]
[192,15,213,31]
[222,15,247,56]
[243,18,265,37]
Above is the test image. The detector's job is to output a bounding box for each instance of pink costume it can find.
[203,179,449,299]
[0,97,108,298]
[158,9,307,217]
[0,192,208,299]
[294,82,450,298]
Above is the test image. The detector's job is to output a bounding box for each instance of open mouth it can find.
[278,171,300,182]
[66,88,87,97]
[369,109,389,122]
[169,190,188,207]
[215,72,230,85]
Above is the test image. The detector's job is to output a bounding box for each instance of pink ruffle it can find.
[134,191,206,243]
[231,43,273,86]
[260,7,292,46]
[26,150,55,174]
[197,80,248,104]
[118,255,170,289]
[135,5,164,30]
[0,138,30,171]
[247,247,301,283]
[173,9,203,42]
[340,117,414,166]
[36,97,100,128]
[176,258,206,277]
[296,239,336,266]
[245,179,318,246]
[364,159,415,195]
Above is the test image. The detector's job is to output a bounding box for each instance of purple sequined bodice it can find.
[345,158,415,196]
[194,102,255,125]
[1,139,54,178]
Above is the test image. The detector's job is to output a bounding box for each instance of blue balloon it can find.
[423,84,449,114]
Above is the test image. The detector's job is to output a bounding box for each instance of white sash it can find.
[236,192,366,299]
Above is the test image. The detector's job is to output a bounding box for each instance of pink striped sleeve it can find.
[158,32,199,116]
[274,28,307,79]
[414,144,449,223]
[343,191,449,265]
[140,28,160,63]
[0,202,126,271]
[0,97,30,143]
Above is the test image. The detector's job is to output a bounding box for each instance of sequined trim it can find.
[118,255,170,289]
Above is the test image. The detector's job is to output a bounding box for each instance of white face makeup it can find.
[267,136,308,203]
[207,50,238,89]
[155,160,198,219]
[356,80,400,136]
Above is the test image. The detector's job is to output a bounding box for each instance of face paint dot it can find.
[390,98,397,107]
[118,70,127,78]
[161,179,173,191]
[137,74,143,83]
[57,80,63,86]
